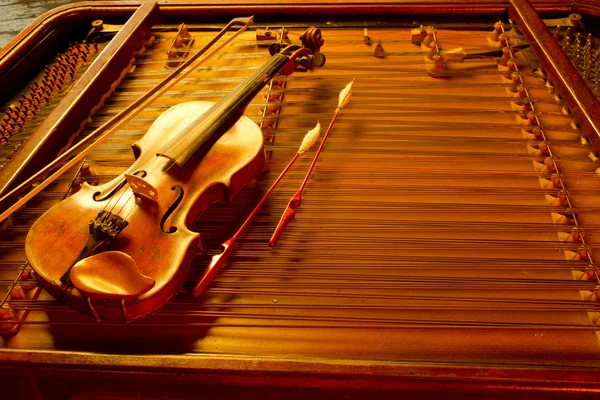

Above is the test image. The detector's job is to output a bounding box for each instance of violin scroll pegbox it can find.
[268,27,326,74]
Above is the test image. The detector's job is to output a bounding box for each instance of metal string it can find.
[3,25,600,336]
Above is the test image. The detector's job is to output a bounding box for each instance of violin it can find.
[25,27,326,322]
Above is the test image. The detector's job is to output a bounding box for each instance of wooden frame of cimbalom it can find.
[2,0,600,399]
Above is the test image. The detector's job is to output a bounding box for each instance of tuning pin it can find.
[584,33,593,51]
[553,25,561,39]
[564,28,573,42]
[562,28,572,51]
[70,43,80,55]
[583,61,592,80]
[18,95,29,108]
[562,36,571,53]
[574,46,582,68]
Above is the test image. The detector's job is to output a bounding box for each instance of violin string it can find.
[87,27,267,219]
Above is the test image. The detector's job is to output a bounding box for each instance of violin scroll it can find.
[268,27,327,72]
[299,26,325,52]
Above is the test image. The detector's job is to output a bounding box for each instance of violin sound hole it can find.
[93,170,147,201]
[160,186,184,233]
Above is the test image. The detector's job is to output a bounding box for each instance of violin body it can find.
[25,101,265,321]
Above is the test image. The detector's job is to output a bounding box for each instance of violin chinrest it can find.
[70,251,155,301]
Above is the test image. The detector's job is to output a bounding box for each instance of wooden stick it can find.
[193,122,322,297]
[269,79,356,247]
[0,16,253,224]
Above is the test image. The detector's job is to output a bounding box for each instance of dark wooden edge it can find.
[2,0,598,93]
[0,2,160,198]
[509,0,600,155]
[1,0,600,394]
[0,2,142,71]
[2,350,600,396]
[0,0,570,74]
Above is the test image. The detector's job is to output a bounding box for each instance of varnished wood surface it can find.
[3,2,600,398]
[0,0,78,49]
[2,23,598,365]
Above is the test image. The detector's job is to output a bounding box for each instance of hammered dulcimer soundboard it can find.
[2,0,600,398]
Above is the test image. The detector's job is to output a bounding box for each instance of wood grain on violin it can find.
[3,1,600,398]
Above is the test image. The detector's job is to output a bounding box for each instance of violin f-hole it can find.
[160,185,184,233]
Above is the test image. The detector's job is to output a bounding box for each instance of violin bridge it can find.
[125,174,159,202]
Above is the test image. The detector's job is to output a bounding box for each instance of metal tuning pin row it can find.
[557,27,600,96]
[0,42,100,146]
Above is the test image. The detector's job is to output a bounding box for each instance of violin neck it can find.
[156,53,290,166]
